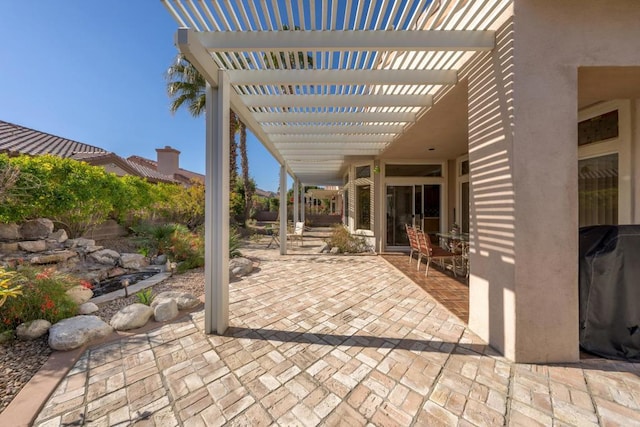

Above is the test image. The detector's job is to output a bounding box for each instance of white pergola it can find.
[161,0,512,334]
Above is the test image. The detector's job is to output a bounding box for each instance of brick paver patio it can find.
[32,233,640,426]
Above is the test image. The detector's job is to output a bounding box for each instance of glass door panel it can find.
[386,186,413,246]
[423,184,441,242]
[578,153,618,227]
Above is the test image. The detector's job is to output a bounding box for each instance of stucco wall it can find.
[464,0,640,362]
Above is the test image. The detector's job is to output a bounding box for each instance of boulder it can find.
[48,315,113,351]
[18,240,47,252]
[229,257,253,277]
[152,254,168,265]
[78,302,99,314]
[330,247,340,254]
[16,319,51,340]
[154,300,179,322]
[110,303,154,331]
[20,218,54,240]
[120,253,149,270]
[0,223,21,241]
[85,245,104,254]
[107,267,127,278]
[151,291,200,310]
[66,285,94,305]
[89,249,120,266]
[30,250,78,265]
[319,242,330,253]
[48,229,68,244]
[0,242,20,253]
[66,238,95,248]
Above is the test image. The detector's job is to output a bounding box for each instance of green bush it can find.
[0,267,80,332]
[135,288,154,306]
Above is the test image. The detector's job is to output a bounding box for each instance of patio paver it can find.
[31,235,640,426]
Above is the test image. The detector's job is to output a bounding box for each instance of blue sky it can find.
[0,1,284,192]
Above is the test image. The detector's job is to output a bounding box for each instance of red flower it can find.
[80,280,93,290]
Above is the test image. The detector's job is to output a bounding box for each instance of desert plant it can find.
[135,288,154,306]
[0,267,78,332]
[229,227,242,259]
[0,268,23,308]
[326,225,369,254]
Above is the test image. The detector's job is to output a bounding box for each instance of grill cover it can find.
[579,225,640,360]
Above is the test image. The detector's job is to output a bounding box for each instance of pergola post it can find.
[204,72,230,335]
[293,179,300,224]
[279,164,287,255]
[301,183,306,225]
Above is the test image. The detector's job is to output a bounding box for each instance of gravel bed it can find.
[0,268,205,414]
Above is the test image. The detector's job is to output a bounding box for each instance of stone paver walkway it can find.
[33,236,640,426]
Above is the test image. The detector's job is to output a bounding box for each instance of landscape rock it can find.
[78,302,99,314]
[30,250,78,265]
[66,238,95,248]
[18,240,47,253]
[120,253,149,270]
[16,319,51,340]
[89,249,120,266]
[330,247,340,254]
[0,242,20,253]
[48,315,113,351]
[84,245,104,254]
[152,291,200,310]
[66,285,94,305]
[319,242,330,253]
[230,257,253,277]
[107,267,127,278]
[110,303,154,331]
[20,218,54,240]
[48,229,68,244]
[154,300,179,322]
[0,223,21,241]
[152,254,168,265]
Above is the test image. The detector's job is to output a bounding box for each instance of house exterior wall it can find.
[466,0,640,362]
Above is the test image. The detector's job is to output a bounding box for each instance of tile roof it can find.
[0,120,106,158]
[127,155,205,183]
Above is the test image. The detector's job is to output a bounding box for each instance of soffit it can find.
[163,0,513,185]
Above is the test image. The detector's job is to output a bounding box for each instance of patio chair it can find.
[416,228,458,277]
[287,221,305,246]
[405,224,421,269]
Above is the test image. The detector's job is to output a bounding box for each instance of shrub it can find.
[0,268,23,308]
[326,225,369,253]
[135,288,154,306]
[0,267,79,332]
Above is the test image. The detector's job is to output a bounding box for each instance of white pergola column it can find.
[204,72,230,335]
[279,164,287,255]
[300,183,306,224]
[293,179,300,223]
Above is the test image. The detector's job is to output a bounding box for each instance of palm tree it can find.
[166,54,241,190]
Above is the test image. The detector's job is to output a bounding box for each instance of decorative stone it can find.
[48,315,113,351]
[84,245,104,253]
[153,254,168,265]
[78,302,99,314]
[0,242,20,253]
[0,223,21,241]
[107,267,127,278]
[16,319,51,340]
[89,249,120,266]
[30,250,78,265]
[154,300,179,322]
[18,240,47,252]
[110,303,154,331]
[151,291,200,310]
[229,257,253,277]
[48,229,68,243]
[330,247,340,254]
[0,330,14,344]
[66,285,94,305]
[319,242,330,253]
[66,238,95,248]
[20,218,54,240]
[120,253,149,270]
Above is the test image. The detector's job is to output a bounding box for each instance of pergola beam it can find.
[240,94,433,108]
[253,111,417,123]
[228,69,457,85]
[196,30,495,52]
[271,134,394,143]
[263,124,406,134]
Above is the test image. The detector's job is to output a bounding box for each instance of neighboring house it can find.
[0,120,177,184]
[128,146,205,185]
[166,0,640,363]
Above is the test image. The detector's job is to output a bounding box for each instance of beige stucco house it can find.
[163,0,640,363]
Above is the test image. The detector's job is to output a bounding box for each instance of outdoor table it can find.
[437,232,470,277]
[265,226,279,248]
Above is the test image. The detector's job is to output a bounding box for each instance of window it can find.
[344,189,349,221]
[356,185,370,230]
[356,165,371,179]
[579,154,618,227]
[460,160,469,176]
[578,110,618,146]
[385,164,442,177]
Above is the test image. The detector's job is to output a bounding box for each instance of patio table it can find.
[437,232,470,277]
